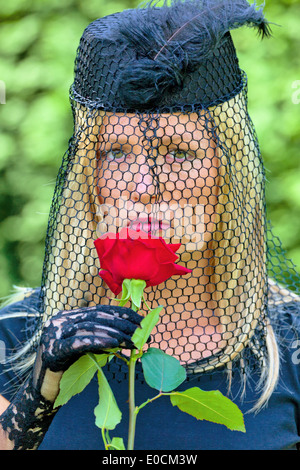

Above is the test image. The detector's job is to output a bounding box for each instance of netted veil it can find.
[4,1,299,412]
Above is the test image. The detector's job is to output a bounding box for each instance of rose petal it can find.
[146,263,192,288]
[99,269,122,295]
[136,237,178,264]
[108,240,159,281]
[94,230,192,292]
[168,243,181,253]
[119,227,150,240]
[94,237,116,258]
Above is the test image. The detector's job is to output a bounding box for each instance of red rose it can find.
[94,228,192,295]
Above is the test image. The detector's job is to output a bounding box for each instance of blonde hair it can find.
[180,89,280,411]
[1,94,286,412]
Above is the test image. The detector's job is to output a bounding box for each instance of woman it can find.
[0,0,299,450]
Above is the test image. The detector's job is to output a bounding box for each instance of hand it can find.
[33,304,142,401]
[0,304,142,450]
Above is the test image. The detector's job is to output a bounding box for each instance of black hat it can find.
[72,0,270,111]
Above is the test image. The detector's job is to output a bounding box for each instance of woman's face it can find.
[96,111,223,362]
[96,112,220,253]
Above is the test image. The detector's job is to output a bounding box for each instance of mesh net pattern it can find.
[25,2,299,382]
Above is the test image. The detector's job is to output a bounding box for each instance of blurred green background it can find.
[0,0,299,298]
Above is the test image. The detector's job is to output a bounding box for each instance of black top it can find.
[0,305,299,450]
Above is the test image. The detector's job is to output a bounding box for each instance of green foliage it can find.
[118,279,147,310]
[94,368,122,431]
[0,0,299,298]
[54,353,110,408]
[53,282,246,449]
[132,305,163,350]
[141,347,187,392]
[0,0,138,298]
[231,1,300,270]
[170,387,246,432]
[109,437,126,450]
[54,348,245,447]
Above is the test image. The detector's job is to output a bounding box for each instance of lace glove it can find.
[0,304,142,450]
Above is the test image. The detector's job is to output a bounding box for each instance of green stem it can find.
[113,352,130,365]
[127,301,139,451]
[136,392,167,413]
[127,349,137,450]
[142,293,152,311]
[101,426,109,450]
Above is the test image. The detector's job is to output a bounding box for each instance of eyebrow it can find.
[102,134,129,145]
[101,127,203,152]
[168,134,182,145]
[162,133,199,150]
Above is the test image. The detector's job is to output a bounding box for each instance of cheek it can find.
[161,156,219,192]
[97,161,119,203]
[198,156,219,177]
[97,158,129,193]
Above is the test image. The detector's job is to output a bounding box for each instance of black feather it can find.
[117,0,271,108]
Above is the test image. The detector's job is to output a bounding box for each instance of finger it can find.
[60,321,137,348]
[100,305,143,325]
[61,321,125,342]
[55,333,134,362]
[66,315,140,336]
[59,305,143,326]
[46,335,121,372]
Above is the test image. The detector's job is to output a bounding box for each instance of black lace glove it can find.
[32,304,142,399]
[37,304,142,373]
[0,304,142,450]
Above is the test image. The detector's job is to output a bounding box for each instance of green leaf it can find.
[132,306,163,350]
[118,278,132,307]
[170,387,246,432]
[94,369,122,431]
[54,354,110,408]
[141,347,186,392]
[109,437,126,450]
[130,279,147,309]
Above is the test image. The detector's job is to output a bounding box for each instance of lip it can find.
[128,216,170,233]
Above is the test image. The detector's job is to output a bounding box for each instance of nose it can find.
[127,156,158,204]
